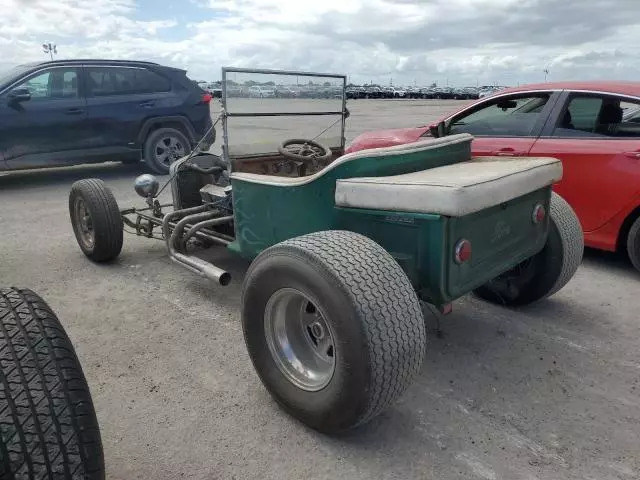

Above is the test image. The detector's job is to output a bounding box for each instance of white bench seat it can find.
[334,156,563,217]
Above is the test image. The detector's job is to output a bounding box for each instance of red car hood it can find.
[345,127,430,154]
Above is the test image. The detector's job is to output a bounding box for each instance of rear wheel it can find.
[473,193,584,306]
[626,216,640,272]
[69,179,123,262]
[0,288,104,480]
[241,230,426,433]
[144,127,191,174]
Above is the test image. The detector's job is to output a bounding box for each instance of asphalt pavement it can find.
[0,99,639,480]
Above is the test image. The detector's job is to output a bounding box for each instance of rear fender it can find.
[137,116,199,147]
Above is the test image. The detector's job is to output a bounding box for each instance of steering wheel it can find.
[278,139,332,163]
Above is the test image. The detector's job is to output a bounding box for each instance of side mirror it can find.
[429,120,446,138]
[8,87,31,103]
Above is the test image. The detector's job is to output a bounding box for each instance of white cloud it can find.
[1,0,640,86]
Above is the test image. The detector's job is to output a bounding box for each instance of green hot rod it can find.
[68,68,583,434]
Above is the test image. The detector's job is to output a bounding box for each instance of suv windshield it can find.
[0,64,32,90]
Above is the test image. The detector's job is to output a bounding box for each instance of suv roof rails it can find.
[23,59,162,67]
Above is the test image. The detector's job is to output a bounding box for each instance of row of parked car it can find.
[346,85,506,100]
[197,82,344,99]
[195,80,507,101]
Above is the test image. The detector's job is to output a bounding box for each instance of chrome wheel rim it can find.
[155,135,186,167]
[264,288,336,391]
[74,197,94,249]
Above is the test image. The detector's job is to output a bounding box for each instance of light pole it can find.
[42,43,57,61]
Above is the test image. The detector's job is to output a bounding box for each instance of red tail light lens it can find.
[532,204,546,224]
[454,239,472,264]
[201,93,212,103]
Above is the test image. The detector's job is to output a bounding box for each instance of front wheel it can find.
[69,179,123,262]
[241,230,426,433]
[473,193,584,306]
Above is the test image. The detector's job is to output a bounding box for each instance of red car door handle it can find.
[623,151,640,159]
[491,148,523,156]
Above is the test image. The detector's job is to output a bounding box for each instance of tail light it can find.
[454,239,472,264]
[201,93,212,104]
[532,204,546,224]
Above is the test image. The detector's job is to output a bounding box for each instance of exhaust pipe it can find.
[168,251,232,286]
[162,207,233,286]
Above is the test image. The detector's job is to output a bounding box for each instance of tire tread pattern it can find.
[546,192,584,298]
[626,216,640,273]
[267,230,426,427]
[0,288,104,480]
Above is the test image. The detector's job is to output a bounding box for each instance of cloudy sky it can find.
[1,0,639,87]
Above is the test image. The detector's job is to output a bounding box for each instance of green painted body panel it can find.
[229,139,471,258]
[335,186,550,305]
[228,138,552,305]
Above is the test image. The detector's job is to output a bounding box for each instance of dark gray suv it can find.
[0,59,214,174]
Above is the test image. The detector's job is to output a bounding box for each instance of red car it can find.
[345,81,640,272]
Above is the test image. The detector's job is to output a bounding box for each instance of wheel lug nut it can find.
[311,322,324,339]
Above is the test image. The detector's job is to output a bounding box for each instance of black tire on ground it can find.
[473,192,584,306]
[69,179,123,262]
[241,230,426,433]
[144,127,191,175]
[626,216,640,272]
[0,287,104,480]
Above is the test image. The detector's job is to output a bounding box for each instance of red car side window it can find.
[553,95,640,139]
[449,94,550,137]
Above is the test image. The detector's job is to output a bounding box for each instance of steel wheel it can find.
[154,134,186,167]
[73,196,94,250]
[264,288,336,391]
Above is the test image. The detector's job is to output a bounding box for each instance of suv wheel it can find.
[144,128,191,174]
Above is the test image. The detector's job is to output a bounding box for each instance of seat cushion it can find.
[334,156,563,217]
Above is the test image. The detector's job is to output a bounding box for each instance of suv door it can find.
[84,65,173,152]
[530,92,640,233]
[445,91,560,157]
[0,66,88,169]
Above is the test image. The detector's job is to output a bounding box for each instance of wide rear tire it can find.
[241,230,426,433]
[473,192,584,306]
[0,288,104,480]
[69,179,123,263]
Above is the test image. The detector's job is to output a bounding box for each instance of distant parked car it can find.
[419,87,436,99]
[451,87,480,100]
[363,86,384,99]
[0,59,214,174]
[432,87,455,99]
[275,86,299,98]
[248,85,276,98]
[405,87,422,99]
[346,86,366,99]
[345,80,640,272]
[226,85,244,97]
[207,83,223,98]
[382,87,406,98]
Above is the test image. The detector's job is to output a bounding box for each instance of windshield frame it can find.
[220,67,348,168]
